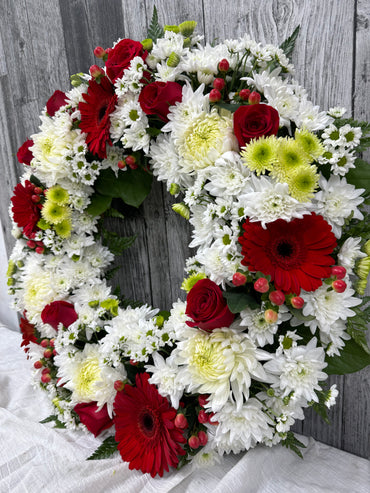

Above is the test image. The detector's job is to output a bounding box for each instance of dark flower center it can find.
[269,235,305,270]
[139,409,158,438]
[276,240,294,258]
[98,104,108,123]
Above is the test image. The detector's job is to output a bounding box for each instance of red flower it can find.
[114,372,186,477]
[233,104,279,147]
[46,90,67,117]
[17,139,34,165]
[139,81,183,122]
[11,180,41,238]
[41,300,78,330]
[79,76,117,159]
[20,314,37,353]
[106,39,146,82]
[74,402,113,437]
[185,278,235,331]
[239,213,337,294]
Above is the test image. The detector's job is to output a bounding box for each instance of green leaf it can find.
[30,174,44,189]
[147,5,164,43]
[345,158,370,194]
[105,207,125,219]
[40,414,66,428]
[289,306,315,322]
[85,192,112,217]
[102,228,136,255]
[279,25,300,60]
[223,289,260,313]
[281,431,306,459]
[346,305,370,355]
[105,265,121,281]
[214,102,241,113]
[95,167,153,208]
[325,338,370,375]
[87,436,118,460]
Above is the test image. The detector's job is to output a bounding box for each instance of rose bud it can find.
[233,104,279,147]
[218,58,229,72]
[331,265,346,280]
[291,296,304,309]
[254,277,269,293]
[232,272,247,286]
[269,290,285,306]
[332,280,347,293]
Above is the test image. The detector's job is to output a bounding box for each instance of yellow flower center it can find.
[75,356,101,400]
[188,335,227,381]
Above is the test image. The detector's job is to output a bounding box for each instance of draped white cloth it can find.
[0,324,369,493]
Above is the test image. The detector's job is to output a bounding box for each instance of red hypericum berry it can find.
[213,77,225,91]
[31,194,41,203]
[114,380,125,392]
[198,409,209,424]
[36,241,44,247]
[208,412,219,425]
[239,88,251,101]
[94,46,106,59]
[43,348,53,358]
[179,401,185,408]
[291,296,304,309]
[25,181,35,191]
[40,339,49,348]
[332,280,347,293]
[198,394,209,407]
[249,91,261,104]
[49,339,55,347]
[254,277,269,293]
[117,160,126,170]
[41,373,51,384]
[269,290,285,306]
[35,246,45,254]
[125,155,138,169]
[89,64,104,79]
[105,47,112,55]
[174,413,188,429]
[209,88,222,102]
[232,272,247,286]
[52,349,57,356]
[34,360,43,369]
[27,240,36,249]
[129,359,138,366]
[41,367,50,375]
[34,187,43,195]
[331,265,347,280]
[198,430,208,446]
[264,309,278,324]
[188,435,200,449]
[218,58,229,72]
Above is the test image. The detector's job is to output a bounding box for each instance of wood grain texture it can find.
[0,0,368,458]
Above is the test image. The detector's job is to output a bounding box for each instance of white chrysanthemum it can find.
[190,443,221,469]
[204,151,250,197]
[195,244,240,286]
[325,384,339,408]
[173,327,269,412]
[154,61,184,82]
[162,299,191,340]
[212,399,274,454]
[150,31,187,61]
[240,305,291,347]
[337,237,366,274]
[188,204,220,250]
[339,124,362,149]
[296,99,333,132]
[319,320,350,357]
[257,391,306,435]
[121,122,151,153]
[181,43,231,83]
[55,344,122,415]
[300,284,362,334]
[264,338,327,402]
[329,149,356,176]
[65,82,89,119]
[314,175,364,237]
[146,352,184,409]
[238,175,311,227]
[82,243,114,269]
[328,107,347,118]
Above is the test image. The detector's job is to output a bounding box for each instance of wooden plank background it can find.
[0,0,369,458]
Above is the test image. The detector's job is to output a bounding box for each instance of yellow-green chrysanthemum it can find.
[181,272,206,292]
[286,164,319,202]
[45,185,70,205]
[274,138,312,180]
[54,219,72,238]
[37,218,52,230]
[355,256,370,280]
[241,136,278,175]
[41,199,70,224]
[295,128,324,160]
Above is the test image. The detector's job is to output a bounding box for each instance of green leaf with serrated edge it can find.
[279,25,300,60]
[310,388,331,424]
[95,167,153,208]
[147,6,164,43]
[325,337,370,375]
[214,102,241,113]
[40,414,58,424]
[105,265,121,281]
[87,436,118,460]
[105,207,125,219]
[281,431,306,459]
[30,174,44,188]
[85,192,112,217]
[102,229,136,255]
[223,290,260,313]
[345,158,370,194]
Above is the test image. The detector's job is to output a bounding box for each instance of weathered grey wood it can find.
[0,0,368,458]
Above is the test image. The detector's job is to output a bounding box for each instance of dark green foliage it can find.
[279,26,300,60]
[87,436,119,460]
[147,6,164,43]
[281,431,306,458]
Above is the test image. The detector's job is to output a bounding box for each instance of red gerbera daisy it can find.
[11,180,41,238]
[20,313,38,353]
[113,372,186,478]
[239,213,337,294]
[79,76,117,159]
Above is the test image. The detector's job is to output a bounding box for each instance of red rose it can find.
[185,279,235,332]
[106,39,146,82]
[138,81,183,122]
[74,402,113,437]
[46,90,67,117]
[233,103,280,147]
[41,300,78,330]
[17,139,34,165]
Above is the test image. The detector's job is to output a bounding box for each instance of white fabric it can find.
[0,324,369,493]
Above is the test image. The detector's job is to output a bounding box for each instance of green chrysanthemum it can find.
[295,129,324,160]
[54,219,72,238]
[46,185,70,205]
[287,164,319,202]
[41,199,70,224]
[181,272,206,292]
[241,136,278,175]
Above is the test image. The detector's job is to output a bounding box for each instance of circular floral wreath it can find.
[7,13,370,478]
